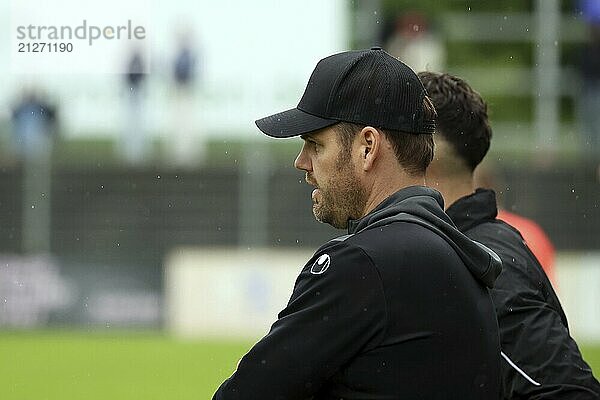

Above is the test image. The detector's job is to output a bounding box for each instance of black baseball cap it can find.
[255,47,435,138]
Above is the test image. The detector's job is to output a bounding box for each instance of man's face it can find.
[294,127,367,229]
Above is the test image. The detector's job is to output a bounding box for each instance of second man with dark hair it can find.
[421,71,600,399]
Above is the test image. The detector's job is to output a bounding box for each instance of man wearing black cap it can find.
[421,71,600,399]
[213,48,502,399]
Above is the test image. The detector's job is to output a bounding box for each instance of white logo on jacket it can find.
[310,254,331,275]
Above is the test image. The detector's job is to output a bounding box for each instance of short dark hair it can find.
[418,72,492,171]
[335,96,435,176]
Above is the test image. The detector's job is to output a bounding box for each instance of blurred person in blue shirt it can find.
[578,0,600,171]
[167,32,205,168]
[11,90,57,161]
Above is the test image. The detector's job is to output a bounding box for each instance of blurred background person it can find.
[121,48,148,165]
[11,89,57,254]
[384,11,445,72]
[167,30,202,168]
[578,0,600,177]
[474,162,556,284]
[11,89,57,162]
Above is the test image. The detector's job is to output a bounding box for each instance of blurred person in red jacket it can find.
[474,163,556,284]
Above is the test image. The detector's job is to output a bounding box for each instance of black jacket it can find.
[447,189,600,399]
[214,186,502,399]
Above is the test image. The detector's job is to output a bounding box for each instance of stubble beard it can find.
[311,154,367,230]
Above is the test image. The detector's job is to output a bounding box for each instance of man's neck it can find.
[427,174,474,210]
[362,174,426,217]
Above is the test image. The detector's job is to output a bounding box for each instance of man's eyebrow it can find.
[300,134,314,141]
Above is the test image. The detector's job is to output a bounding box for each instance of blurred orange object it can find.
[497,209,556,285]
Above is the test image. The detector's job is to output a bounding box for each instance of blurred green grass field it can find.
[1,331,253,400]
[2,331,599,399]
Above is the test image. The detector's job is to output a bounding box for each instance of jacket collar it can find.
[445,188,498,232]
[347,186,445,234]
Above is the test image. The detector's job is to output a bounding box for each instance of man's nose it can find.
[294,144,311,172]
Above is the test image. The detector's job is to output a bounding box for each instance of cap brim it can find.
[255,108,338,138]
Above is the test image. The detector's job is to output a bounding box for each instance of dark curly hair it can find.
[418,72,492,171]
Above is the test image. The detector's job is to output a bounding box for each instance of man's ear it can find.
[357,126,381,171]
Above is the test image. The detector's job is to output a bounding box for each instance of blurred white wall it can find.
[165,247,312,339]
[166,248,600,343]
[555,252,600,343]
